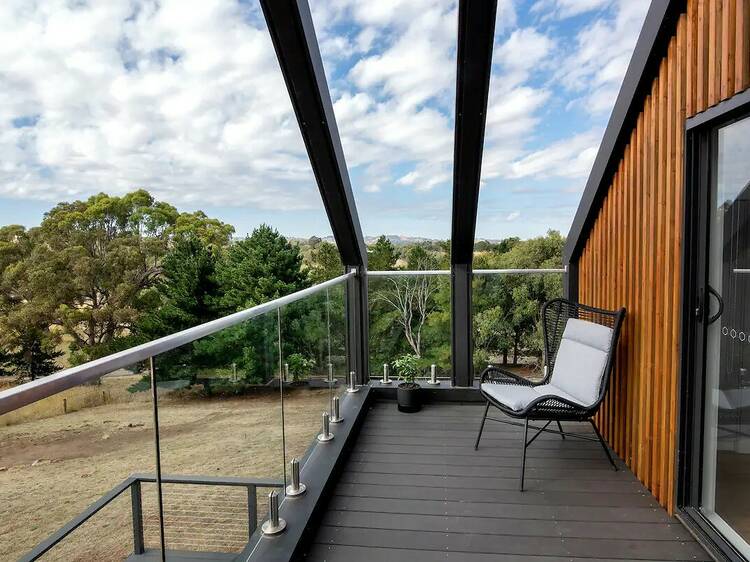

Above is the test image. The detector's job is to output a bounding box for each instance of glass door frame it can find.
[679,88,750,562]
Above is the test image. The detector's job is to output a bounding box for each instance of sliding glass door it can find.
[699,113,750,556]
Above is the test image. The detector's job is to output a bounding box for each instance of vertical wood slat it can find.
[708,0,723,106]
[577,0,749,513]
[736,0,750,91]
[722,0,737,98]
[697,0,710,111]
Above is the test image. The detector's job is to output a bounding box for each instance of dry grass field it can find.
[0,380,336,561]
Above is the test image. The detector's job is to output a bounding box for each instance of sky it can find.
[0,0,651,241]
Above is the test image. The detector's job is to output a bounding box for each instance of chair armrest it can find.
[480,366,534,386]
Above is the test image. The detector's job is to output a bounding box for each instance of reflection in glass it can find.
[701,115,750,555]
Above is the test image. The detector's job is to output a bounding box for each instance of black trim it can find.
[679,508,744,562]
[260,0,367,268]
[450,0,497,265]
[451,263,473,387]
[678,89,750,562]
[346,266,369,383]
[241,386,372,562]
[563,1,684,264]
[450,0,497,387]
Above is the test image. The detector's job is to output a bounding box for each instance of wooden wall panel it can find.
[578,0,750,512]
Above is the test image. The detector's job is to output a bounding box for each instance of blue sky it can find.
[0,0,650,241]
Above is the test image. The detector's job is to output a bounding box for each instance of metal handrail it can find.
[474,268,567,275]
[0,272,354,416]
[368,268,566,276]
[367,270,449,276]
[19,473,284,561]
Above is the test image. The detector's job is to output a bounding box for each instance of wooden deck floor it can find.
[303,401,710,562]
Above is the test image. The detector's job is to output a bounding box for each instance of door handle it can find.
[707,285,724,324]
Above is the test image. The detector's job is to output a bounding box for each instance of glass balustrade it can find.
[0,274,352,561]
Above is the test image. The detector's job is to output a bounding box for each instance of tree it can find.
[368,235,398,271]
[374,246,439,358]
[0,190,232,364]
[133,235,221,340]
[171,211,234,249]
[215,224,309,312]
[308,241,343,283]
[0,225,62,379]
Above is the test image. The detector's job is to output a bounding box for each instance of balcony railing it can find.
[0,267,565,560]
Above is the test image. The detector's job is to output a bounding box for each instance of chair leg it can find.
[590,420,617,471]
[556,420,565,440]
[520,418,529,491]
[474,401,490,451]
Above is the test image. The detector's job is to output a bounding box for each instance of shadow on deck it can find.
[303,401,710,562]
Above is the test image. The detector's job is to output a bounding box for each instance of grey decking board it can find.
[345,460,637,481]
[337,471,645,494]
[348,451,626,468]
[303,402,709,562]
[320,510,693,541]
[312,526,709,560]
[305,543,692,562]
[324,496,676,523]
[332,483,658,507]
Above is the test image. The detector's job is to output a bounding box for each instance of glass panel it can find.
[155,311,283,555]
[0,364,159,560]
[367,273,451,383]
[308,2,458,239]
[472,272,563,379]
[280,289,338,485]
[701,114,750,554]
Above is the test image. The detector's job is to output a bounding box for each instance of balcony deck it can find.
[304,401,710,562]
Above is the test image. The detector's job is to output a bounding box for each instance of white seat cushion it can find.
[481,382,587,412]
[550,318,613,407]
[481,383,540,411]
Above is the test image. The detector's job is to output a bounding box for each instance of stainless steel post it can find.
[317,411,334,442]
[261,490,286,535]
[286,457,306,497]
[330,395,343,423]
[427,364,440,385]
[346,370,359,393]
[382,363,392,384]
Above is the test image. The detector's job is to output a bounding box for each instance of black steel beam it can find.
[260,0,366,267]
[564,262,578,302]
[563,1,684,265]
[450,0,498,387]
[452,264,473,386]
[345,266,369,383]
[450,0,498,266]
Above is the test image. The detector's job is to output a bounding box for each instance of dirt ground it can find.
[0,384,336,561]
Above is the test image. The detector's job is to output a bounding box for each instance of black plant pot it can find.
[397,382,422,413]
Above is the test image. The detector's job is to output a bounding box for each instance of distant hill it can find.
[290,235,503,246]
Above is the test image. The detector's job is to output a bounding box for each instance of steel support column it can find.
[452,264,473,387]
[450,0,497,386]
[346,266,369,384]
[564,262,579,302]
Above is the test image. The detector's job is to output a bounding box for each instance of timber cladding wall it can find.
[577,0,750,512]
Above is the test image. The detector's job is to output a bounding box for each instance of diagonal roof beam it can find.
[450,0,498,266]
[260,0,366,267]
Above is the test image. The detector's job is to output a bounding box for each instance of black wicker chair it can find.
[474,298,626,491]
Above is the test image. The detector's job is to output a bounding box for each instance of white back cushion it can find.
[550,318,613,407]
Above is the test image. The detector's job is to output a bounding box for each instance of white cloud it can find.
[532,0,612,20]
[0,0,322,210]
[506,211,521,221]
[508,130,601,179]
[556,0,650,115]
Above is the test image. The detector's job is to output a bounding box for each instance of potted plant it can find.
[393,354,421,413]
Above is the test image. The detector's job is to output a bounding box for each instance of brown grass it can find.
[0,380,335,560]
